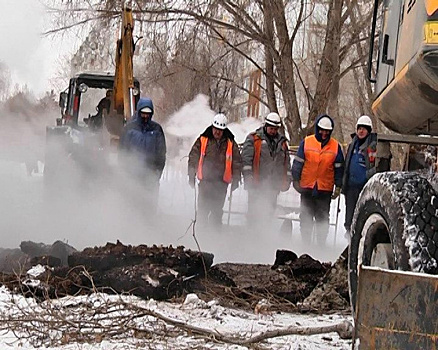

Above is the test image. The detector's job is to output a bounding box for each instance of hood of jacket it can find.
[132,98,154,123]
[314,114,334,143]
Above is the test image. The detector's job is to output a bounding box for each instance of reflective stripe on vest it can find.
[253,135,262,183]
[223,140,233,183]
[300,135,338,191]
[197,136,233,183]
[253,134,289,189]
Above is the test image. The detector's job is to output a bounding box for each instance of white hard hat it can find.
[317,116,333,130]
[356,115,373,129]
[212,113,228,130]
[265,112,281,127]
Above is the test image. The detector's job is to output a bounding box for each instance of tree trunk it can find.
[327,0,343,143]
[307,0,344,133]
[264,3,277,113]
[328,71,343,143]
[269,0,303,145]
[350,0,379,131]
[273,48,302,145]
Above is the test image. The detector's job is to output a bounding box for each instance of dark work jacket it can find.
[188,125,241,184]
[241,126,292,192]
[120,98,166,177]
[342,132,377,192]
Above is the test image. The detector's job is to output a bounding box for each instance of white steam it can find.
[164,94,262,159]
[0,93,348,264]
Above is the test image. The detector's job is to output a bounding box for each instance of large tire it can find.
[349,172,438,312]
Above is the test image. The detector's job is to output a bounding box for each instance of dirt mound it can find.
[0,241,350,313]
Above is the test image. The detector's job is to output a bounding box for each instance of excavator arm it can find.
[105,6,137,139]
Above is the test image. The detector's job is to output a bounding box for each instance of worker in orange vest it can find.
[188,113,242,227]
[292,114,344,245]
[241,112,292,224]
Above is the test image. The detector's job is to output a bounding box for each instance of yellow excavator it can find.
[45,6,139,183]
[350,0,438,348]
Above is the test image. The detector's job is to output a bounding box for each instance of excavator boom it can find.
[46,7,140,183]
[106,6,137,138]
[113,6,135,122]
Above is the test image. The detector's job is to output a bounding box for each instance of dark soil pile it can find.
[0,241,350,313]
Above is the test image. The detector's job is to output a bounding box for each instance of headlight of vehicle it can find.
[78,83,88,93]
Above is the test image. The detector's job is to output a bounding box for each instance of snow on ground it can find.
[0,286,352,349]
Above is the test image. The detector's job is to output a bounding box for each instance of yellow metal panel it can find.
[424,21,438,44]
[354,266,438,349]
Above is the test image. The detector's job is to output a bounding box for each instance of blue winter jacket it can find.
[292,114,344,194]
[120,98,166,176]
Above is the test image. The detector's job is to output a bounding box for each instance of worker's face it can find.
[357,126,369,139]
[141,112,152,121]
[319,129,331,140]
[266,126,279,136]
[212,127,224,141]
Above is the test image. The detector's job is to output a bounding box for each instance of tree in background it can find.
[44,0,375,144]
[0,61,11,102]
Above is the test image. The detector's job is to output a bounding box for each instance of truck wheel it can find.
[349,172,438,312]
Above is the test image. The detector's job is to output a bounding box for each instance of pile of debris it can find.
[0,240,77,273]
[0,241,350,313]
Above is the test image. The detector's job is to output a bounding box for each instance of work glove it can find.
[332,186,341,200]
[292,180,303,194]
[188,175,195,189]
[231,180,239,192]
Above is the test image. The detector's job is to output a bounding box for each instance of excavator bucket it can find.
[353,266,438,349]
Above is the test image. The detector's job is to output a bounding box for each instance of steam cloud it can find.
[0,93,348,264]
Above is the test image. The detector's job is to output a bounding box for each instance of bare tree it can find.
[44,0,375,144]
[0,61,11,101]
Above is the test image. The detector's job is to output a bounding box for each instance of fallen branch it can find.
[125,302,353,345]
[0,267,352,348]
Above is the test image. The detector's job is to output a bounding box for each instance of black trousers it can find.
[198,180,228,227]
[300,192,332,245]
[344,186,363,231]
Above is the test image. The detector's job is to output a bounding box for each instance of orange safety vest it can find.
[253,134,290,191]
[300,135,338,191]
[197,136,233,183]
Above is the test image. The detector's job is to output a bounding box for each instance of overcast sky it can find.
[0,0,78,96]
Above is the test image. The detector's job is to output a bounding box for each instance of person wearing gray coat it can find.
[241,112,292,224]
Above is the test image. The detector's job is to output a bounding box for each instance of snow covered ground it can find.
[0,284,353,349]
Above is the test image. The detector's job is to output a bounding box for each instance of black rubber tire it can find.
[349,172,438,312]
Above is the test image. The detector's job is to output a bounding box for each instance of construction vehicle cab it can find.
[369,0,438,134]
[57,73,140,129]
[45,6,138,187]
